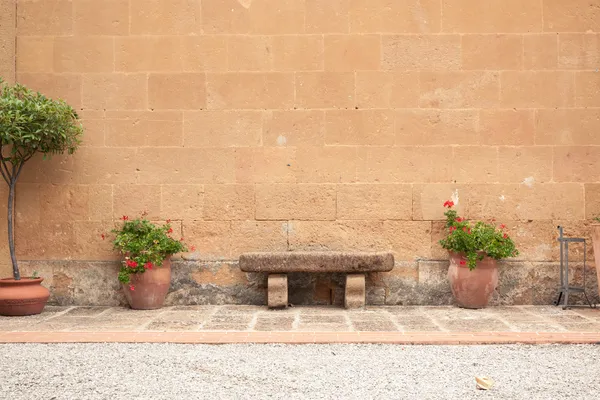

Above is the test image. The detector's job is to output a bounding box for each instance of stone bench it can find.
[239,251,394,309]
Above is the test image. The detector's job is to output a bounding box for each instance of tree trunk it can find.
[8,178,19,280]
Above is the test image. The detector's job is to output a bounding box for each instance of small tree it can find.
[0,79,83,280]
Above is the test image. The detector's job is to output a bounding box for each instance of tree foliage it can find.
[0,78,83,279]
[0,79,82,178]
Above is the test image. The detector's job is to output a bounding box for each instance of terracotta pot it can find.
[122,258,171,310]
[447,252,498,309]
[0,277,50,316]
[591,224,600,298]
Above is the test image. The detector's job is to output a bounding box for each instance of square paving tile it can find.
[424,307,494,320]
[46,316,107,324]
[0,307,70,323]
[520,306,576,316]
[351,320,399,331]
[40,306,73,316]
[347,312,397,330]
[484,306,526,313]
[144,320,203,331]
[542,314,590,323]
[73,324,144,332]
[571,308,600,320]
[556,322,600,332]
[218,305,264,314]
[254,316,295,331]
[507,322,566,332]
[157,310,212,321]
[497,313,545,322]
[23,322,83,332]
[171,305,218,311]
[208,315,254,324]
[399,323,444,332]
[70,318,146,331]
[91,315,155,327]
[380,306,426,316]
[393,315,443,332]
[300,315,346,324]
[201,323,251,331]
[62,306,111,317]
[0,320,38,331]
[435,318,512,332]
[296,324,350,332]
[261,307,297,315]
[485,307,539,319]
[100,308,166,319]
[394,315,434,325]
[347,310,389,319]
[297,306,346,315]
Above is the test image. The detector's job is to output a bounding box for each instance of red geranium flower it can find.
[456,217,463,222]
[129,285,135,291]
[126,260,138,268]
[166,219,171,223]
[144,262,153,270]
[500,224,506,229]
[121,215,129,221]
[449,226,457,233]
[460,260,466,266]
[190,245,196,252]
[167,228,173,234]
[443,200,454,208]
[503,233,508,239]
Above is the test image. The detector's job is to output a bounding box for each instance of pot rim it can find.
[121,255,172,263]
[448,251,497,266]
[0,277,44,285]
[448,251,492,259]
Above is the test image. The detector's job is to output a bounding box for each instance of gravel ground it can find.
[1,344,599,400]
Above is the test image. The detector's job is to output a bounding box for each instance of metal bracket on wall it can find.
[554,226,596,310]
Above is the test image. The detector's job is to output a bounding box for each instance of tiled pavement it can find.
[1,305,599,344]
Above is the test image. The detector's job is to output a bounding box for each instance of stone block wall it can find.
[4,0,600,305]
[0,0,15,83]
[0,0,16,278]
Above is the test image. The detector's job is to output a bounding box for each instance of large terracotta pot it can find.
[0,277,50,316]
[591,224,600,298]
[122,258,171,310]
[447,252,498,309]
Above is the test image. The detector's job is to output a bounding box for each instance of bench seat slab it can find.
[240,251,394,273]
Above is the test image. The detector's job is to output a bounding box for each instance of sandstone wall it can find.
[0,0,16,278]
[0,0,15,83]
[8,0,600,305]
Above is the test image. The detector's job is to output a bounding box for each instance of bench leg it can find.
[268,274,288,309]
[345,274,365,309]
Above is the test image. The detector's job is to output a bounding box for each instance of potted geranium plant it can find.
[0,79,82,316]
[110,214,189,310]
[439,200,519,309]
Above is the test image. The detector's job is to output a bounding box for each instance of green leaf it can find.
[0,80,83,170]
[110,217,189,284]
[438,206,519,270]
